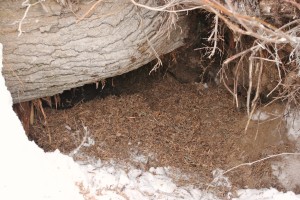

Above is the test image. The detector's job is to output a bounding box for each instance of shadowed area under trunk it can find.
[0,0,190,103]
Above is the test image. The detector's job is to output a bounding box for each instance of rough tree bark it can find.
[0,0,190,103]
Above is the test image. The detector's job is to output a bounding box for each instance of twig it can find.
[207,152,300,190]
[76,0,104,23]
[223,44,260,65]
[208,15,219,58]
[69,123,89,157]
[283,0,300,10]
[18,0,31,37]
[246,55,253,115]
[223,152,300,175]
[18,0,44,37]
[134,4,163,73]
[129,0,203,13]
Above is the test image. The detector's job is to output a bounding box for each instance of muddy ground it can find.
[28,62,297,198]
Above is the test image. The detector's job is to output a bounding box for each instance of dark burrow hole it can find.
[41,10,225,110]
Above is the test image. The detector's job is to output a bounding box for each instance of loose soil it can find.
[29,64,296,197]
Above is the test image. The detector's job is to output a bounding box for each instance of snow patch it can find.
[251,110,270,121]
[78,160,219,200]
[234,188,300,200]
[272,156,300,191]
[269,109,300,192]
[285,110,300,140]
[210,168,231,188]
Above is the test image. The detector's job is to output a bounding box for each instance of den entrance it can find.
[24,44,296,195]
[9,4,299,195]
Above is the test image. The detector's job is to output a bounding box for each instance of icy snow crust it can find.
[78,161,218,199]
[1,43,300,199]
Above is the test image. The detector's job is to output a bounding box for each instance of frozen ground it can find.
[1,43,300,199]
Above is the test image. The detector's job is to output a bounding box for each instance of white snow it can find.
[234,188,300,200]
[78,160,218,199]
[270,109,300,192]
[272,157,300,192]
[285,110,300,140]
[211,168,232,188]
[1,43,300,200]
[251,110,270,121]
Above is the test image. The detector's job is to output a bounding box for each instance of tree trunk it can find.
[0,0,190,103]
